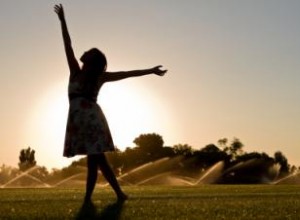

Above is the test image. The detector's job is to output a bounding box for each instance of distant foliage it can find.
[0,164,19,184]
[173,144,193,156]
[133,133,164,155]
[1,133,296,185]
[274,151,290,178]
[18,147,36,171]
[218,137,244,161]
[60,135,295,183]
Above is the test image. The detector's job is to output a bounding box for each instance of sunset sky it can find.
[1,0,300,169]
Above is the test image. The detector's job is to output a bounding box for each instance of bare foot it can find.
[117,193,128,202]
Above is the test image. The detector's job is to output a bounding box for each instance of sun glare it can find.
[25,81,70,169]
[100,82,163,149]
[26,80,173,168]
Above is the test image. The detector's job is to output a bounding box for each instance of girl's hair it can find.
[83,48,107,73]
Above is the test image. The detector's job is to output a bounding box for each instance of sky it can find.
[1,0,299,169]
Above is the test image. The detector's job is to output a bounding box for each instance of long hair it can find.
[89,48,107,73]
[81,48,107,74]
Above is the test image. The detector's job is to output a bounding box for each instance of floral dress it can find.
[63,73,115,157]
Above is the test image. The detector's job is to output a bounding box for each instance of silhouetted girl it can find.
[54,4,167,203]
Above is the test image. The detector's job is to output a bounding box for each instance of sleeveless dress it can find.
[63,73,115,157]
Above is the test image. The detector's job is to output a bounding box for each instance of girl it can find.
[54,4,167,203]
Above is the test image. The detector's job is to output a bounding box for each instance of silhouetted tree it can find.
[121,147,145,171]
[133,133,164,157]
[43,134,296,185]
[230,138,244,156]
[192,144,228,169]
[236,151,271,162]
[173,144,193,156]
[201,144,221,153]
[219,138,244,161]
[274,151,290,177]
[70,157,87,167]
[18,147,36,171]
[218,138,228,149]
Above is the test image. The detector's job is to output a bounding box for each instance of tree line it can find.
[0,133,298,186]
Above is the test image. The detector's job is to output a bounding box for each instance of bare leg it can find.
[97,153,128,201]
[84,155,98,203]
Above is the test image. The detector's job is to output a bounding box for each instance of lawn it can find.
[0,185,300,219]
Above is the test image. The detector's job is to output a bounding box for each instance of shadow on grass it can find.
[76,200,124,220]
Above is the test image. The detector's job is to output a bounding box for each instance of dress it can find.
[63,73,115,157]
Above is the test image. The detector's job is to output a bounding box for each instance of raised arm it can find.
[54,4,80,75]
[102,65,167,82]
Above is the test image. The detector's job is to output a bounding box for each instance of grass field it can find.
[0,185,300,219]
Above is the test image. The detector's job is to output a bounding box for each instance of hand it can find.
[152,65,167,76]
[54,4,65,21]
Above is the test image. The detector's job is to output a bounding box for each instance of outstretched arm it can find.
[54,4,80,75]
[103,66,167,82]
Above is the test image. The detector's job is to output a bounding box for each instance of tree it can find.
[218,138,228,148]
[173,144,193,156]
[274,151,290,177]
[133,133,164,156]
[219,138,244,161]
[201,144,221,153]
[18,147,36,171]
[229,138,244,157]
[121,147,145,172]
[192,144,228,168]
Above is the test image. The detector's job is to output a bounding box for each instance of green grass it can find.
[1,185,300,219]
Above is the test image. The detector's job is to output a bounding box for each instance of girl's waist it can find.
[69,93,97,102]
